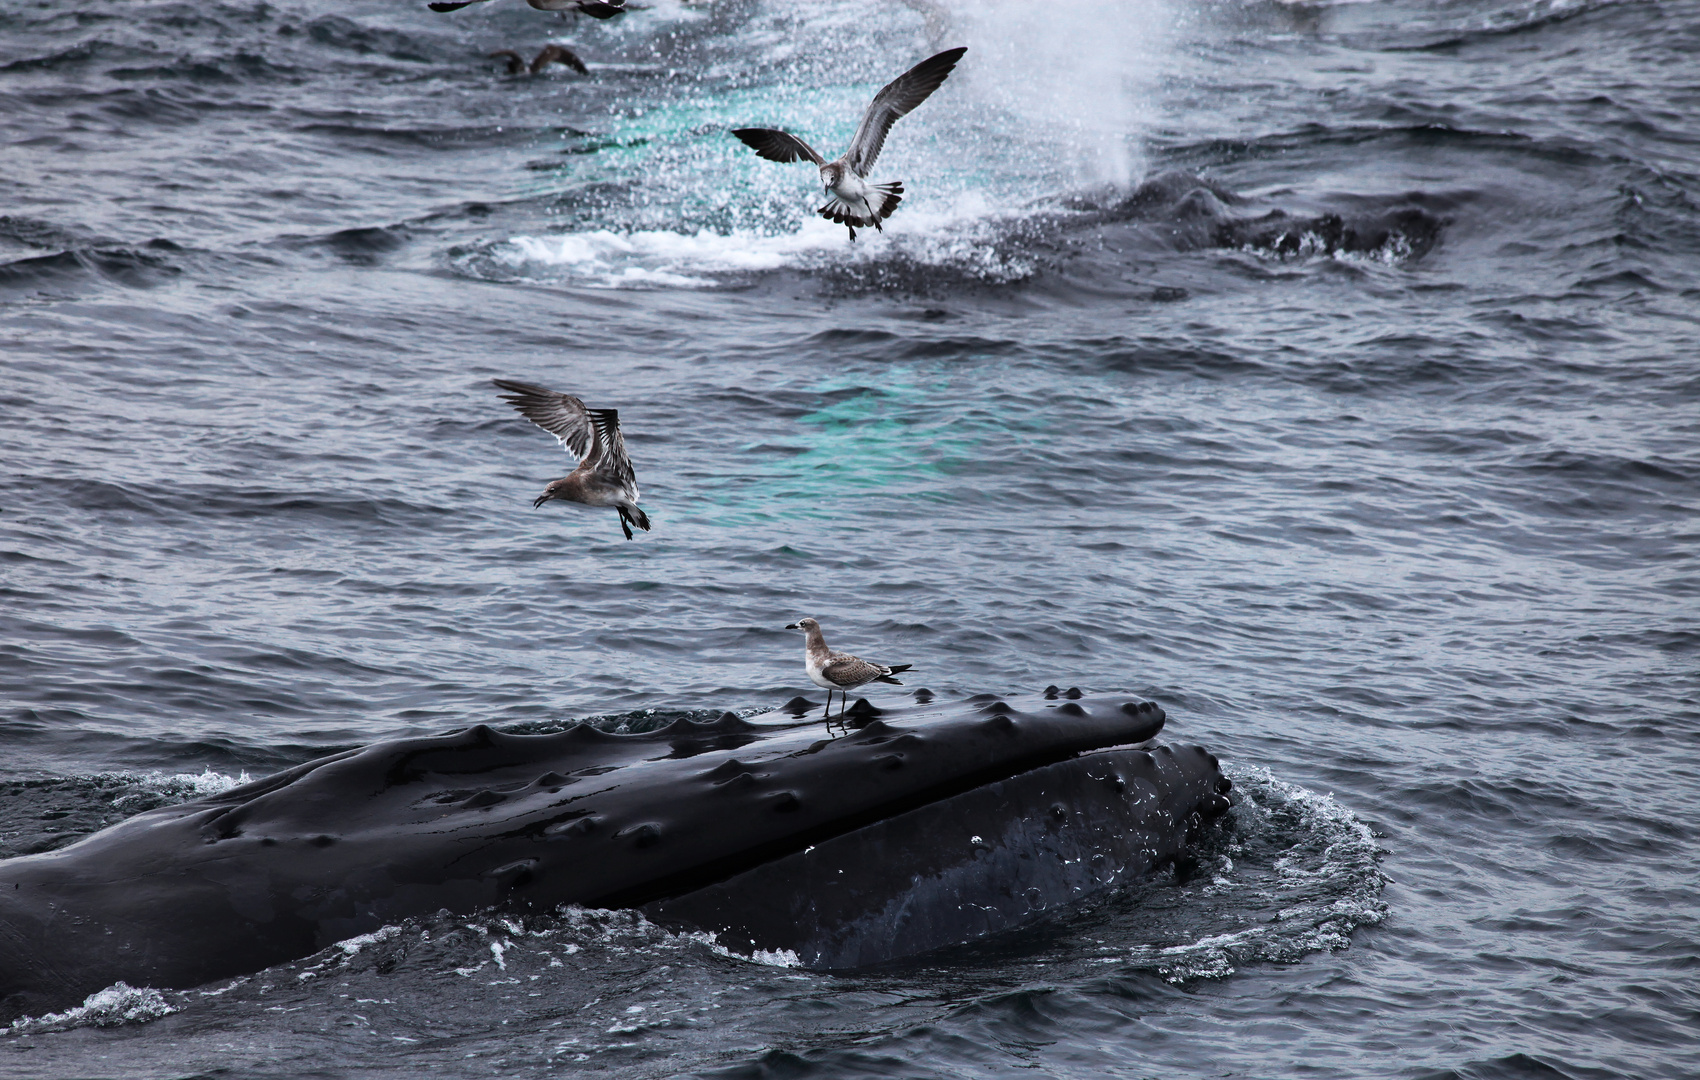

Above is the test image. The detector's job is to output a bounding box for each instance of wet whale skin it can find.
[645,740,1230,968]
[0,693,1227,1020]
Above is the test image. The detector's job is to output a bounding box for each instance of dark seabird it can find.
[493,379,652,540]
[489,44,589,75]
[431,0,626,17]
[733,46,966,241]
[784,617,912,722]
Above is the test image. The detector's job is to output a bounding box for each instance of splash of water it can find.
[8,982,177,1034]
[931,0,1170,188]
[478,0,1173,287]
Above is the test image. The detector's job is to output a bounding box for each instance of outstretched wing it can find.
[532,44,589,75]
[846,46,966,176]
[493,379,593,461]
[732,128,825,166]
[428,0,487,11]
[587,408,637,487]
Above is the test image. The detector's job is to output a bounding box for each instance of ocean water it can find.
[1,0,1697,1076]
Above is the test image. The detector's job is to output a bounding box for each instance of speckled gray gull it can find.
[489,44,589,76]
[784,617,912,721]
[733,46,966,241]
[493,378,651,540]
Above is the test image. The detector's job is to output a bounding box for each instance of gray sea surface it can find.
[1,0,1696,1077]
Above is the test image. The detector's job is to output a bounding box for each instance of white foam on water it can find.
[499,223,831,287]
[8,982,177,1034]
[135,767,252,798]
[1125,766,1388,983]
[334,924,403,956]
[1240,229,1419,266]
[494,190,1037,290]
[99,767,253,812]
[686,930,804,968]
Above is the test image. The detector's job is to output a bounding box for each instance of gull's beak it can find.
[784,623,800,630]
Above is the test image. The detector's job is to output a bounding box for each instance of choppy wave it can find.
[8,983,177,1035]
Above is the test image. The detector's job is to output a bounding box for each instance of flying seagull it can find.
[492,379,652,540]
[489,44,588,75]
[784,617,912,723]
[431,0,626,17]
[732,46,966,241]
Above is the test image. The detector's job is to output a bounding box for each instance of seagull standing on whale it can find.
[785,617,912,722]
[733,46,967,241]
[492,379,652,540]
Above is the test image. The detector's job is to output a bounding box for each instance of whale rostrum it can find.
[0,692,1231,1020]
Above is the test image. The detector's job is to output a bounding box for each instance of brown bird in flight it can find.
[493,379,652,541]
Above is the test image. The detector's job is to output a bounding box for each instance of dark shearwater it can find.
[489,44,589,75]
[733,47,966,241]
[493,379,652,540]
[431,0,626,16]
[785,617,912,721]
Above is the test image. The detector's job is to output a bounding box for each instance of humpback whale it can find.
[0,691,1230,1022]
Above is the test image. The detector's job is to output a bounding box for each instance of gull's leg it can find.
[864,197,882,231]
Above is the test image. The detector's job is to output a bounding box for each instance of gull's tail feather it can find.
[818,199,860,226]
[618,505,651,540]
[818,182,905,230]
[875,663,912,684]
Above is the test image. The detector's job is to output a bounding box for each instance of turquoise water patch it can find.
[678,370,998,529]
